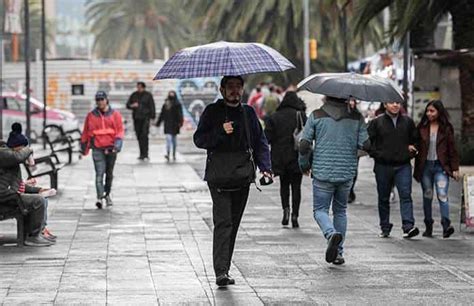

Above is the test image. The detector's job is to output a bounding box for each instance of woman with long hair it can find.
[414,100,460,238]
[156,90,183,161]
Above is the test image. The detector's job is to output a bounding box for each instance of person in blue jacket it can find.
[194,75,272,287]
[299,96,369,265]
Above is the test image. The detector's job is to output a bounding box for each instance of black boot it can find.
[442,218,454,238]
[282,208,290,226]
[291,214,299,228]
[422,221,433,237]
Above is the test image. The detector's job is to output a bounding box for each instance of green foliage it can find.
[187,0,384,84]
[86,0,195,60]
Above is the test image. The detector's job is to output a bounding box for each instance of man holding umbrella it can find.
[194,76,272,286]
[154,41,294,286]
[299,96,369,265]
[297,72,404,264]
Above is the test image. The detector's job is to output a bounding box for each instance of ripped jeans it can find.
[421,160,450,225]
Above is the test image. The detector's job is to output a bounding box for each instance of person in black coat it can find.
[264,90,307,227]
[156,91,183,161]
[126,82,156,160]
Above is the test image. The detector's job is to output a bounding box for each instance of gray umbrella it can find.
[297,72,404,103]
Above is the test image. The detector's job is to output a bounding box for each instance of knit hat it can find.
[7,122,29,148]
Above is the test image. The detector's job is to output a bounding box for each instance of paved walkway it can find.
[1,138,474,305]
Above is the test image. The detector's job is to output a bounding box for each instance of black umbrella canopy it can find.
[297,73,404,103]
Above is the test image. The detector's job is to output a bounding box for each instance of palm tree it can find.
[354,0,474,163]
[188,0,383,84]
[86,0,195,60]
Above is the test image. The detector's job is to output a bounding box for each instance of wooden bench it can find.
[23,155,65,190]
[0,194,27,247]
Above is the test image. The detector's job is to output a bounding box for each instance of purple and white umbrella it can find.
[297,72,405,103]
[154,41,295,80]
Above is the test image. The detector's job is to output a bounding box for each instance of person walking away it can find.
[126,81,156,160]
[81,91,124,209]
[264,91,306,227]
[156,90,184,162]
[0,142,52,247]
[262,85,280,122]
[194,76,272,287]
[367,101,420,239]
[299,96,369,265]
[414,100,459,238]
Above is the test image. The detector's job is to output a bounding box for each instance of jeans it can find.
[209,185,249,276]
[421,160,450,226]
[134,118,150,158]
[312,179,352,255]
[165,134,177,157]
[92,149,117,199]
[374,162,415,232]
[279,172,302,216]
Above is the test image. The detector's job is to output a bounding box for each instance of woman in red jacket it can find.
[81,91,124,209]
[414,100,460,238]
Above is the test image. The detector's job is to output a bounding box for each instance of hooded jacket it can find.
[0,143,40,201]
[80,106,124,155]
[264,92,307,175]
[298,98,368,183]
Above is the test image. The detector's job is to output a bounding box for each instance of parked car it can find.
[1,91,79,141]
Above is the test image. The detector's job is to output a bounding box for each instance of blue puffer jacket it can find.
[298,99,368,183]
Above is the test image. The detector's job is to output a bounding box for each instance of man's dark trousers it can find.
[134,119,150,158]
[374,162,415,232]
[209,185,250,276]
[20,194,46,236]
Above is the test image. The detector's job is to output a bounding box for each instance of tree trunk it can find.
[450,1,474,164]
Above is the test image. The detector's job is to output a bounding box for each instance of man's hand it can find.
[262,171,273,178]
[130,102,139,108]
[453,170,461,181]
[408,145,418,155]
[25,178,37,186]
[223,122,234,134]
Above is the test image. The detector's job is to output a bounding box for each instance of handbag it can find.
[293,111,304,151]
[205,105,256,189]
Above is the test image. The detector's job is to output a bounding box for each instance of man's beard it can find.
[225,95,241,105]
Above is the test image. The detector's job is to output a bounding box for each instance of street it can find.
[0,137,473,305]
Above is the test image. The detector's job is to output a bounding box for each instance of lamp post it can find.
[41,0,47,147]
[24,0,31,139]
[303,0,310,77]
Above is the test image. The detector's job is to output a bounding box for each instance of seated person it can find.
[6,123,57,243]
[0,141,52,246]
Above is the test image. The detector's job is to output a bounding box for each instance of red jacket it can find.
[80,107,124,155]
[414,123,460,182]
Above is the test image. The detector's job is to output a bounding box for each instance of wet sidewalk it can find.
[1,138,474,305]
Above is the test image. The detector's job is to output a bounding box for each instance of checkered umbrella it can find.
[153,41,295,80]
[297,72,405,103]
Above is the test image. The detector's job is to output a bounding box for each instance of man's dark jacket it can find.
[367,113,418,166]
[264,92,307,176]
[193,99,271,181]
[126,90,156,120]
[0,143,40,201]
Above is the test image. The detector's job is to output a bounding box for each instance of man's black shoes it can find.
[216,274,235,287]
[403,227,420,239]
[216,274,230,287]
[325,232,342,263]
